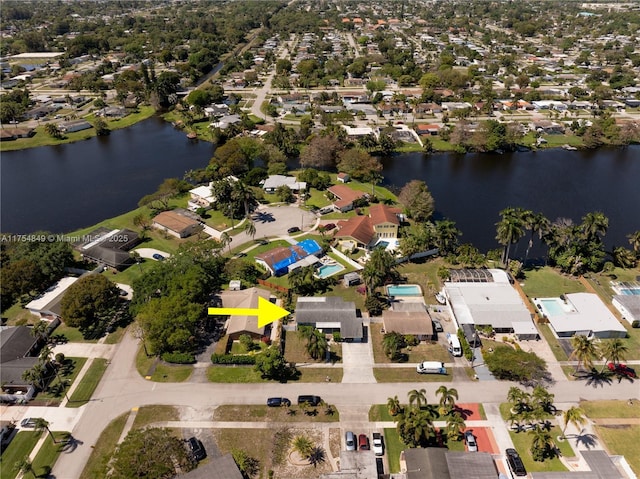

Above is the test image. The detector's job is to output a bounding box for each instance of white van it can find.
[416,361,447,374]
[446,333,462,357]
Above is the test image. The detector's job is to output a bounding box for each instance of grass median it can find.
[67,358,108,407]
[213,404,339,422]
[206,365,343,383]
[0,431,42,479]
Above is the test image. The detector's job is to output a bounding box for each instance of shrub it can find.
[404,334,419,347]
[161,352,196,364]
[210,353,256,365]
[632,320,640,328]
[332,331,342,342]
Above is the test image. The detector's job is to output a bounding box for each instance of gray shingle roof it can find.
[295,296,362,339]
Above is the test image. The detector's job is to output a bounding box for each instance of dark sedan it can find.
[267,397,291,407]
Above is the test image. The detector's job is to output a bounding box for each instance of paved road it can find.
[51,327,640,479]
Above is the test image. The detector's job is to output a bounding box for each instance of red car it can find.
[608,362,637,378]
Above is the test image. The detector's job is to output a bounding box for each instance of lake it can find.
[1,117,638,254]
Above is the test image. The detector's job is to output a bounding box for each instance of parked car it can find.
[20,418,37,428]
[345,431,356,451]
[432,319,444,332]
[297,395,321,406]
[506,448,527,476]
[287,226,300,234]
[187,437,206,461]
[372,432,384,456]
[152,253,165,261]
[464,431,478,452]
[358,434,369,450]
[267,397,291,407]
[608,362,637,378]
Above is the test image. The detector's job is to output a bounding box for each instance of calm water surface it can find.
[1,117,638,254]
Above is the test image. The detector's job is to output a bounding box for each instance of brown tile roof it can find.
[336,216,374,245]
[328,184,366,209]
[220,287,271,337]
[382,310,433,336]
[369,204,400,226]
[152,211,198,233]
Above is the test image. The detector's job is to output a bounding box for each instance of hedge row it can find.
[162,352,196,364]
[211,353,256,365]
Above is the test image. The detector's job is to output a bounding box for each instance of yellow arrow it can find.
[208,296,290,328]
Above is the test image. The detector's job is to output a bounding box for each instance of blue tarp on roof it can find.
[271,240,322,276]
[298,239,322,256]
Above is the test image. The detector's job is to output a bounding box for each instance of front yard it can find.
[370,326,449,364]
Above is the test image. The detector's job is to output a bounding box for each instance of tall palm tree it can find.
[581,211,608,242]
[495,207,527,265]
[569,335,599,374]
[445,411,466,440]
[306,330,328,360]
[243,218,256,239]
[524,212,550,263]
[436,386,459,414]
[34,417,58,444]
[232,180,257,219]
[560,406,587,439]
[387,395,402,416]
[219,232,231,253]
[627,230,640,254]
[382,332,404,361]
[408,388,428,409]
[362,248,397,295]
[30,320,49,343]
[507,386,531,414]
[599,338,629,371]
[435,219,461,255]
[529,425,556,461]
[532,385,555,415]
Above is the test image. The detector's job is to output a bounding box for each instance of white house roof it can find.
[547,293,627,336]
[190,183,215,202]
[26,277,78,312]
[445,270,534,331]
[342,125,374,136]
[261,175,306,191]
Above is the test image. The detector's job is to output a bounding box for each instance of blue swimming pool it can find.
[386,284,423,297]
[619,288,640,296]
[538,298,567,317]
[317,263,345,279]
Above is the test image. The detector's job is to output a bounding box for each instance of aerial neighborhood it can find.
[1,1,639,479]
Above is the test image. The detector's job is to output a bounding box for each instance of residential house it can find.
[612,295,640,326]
[415,124,440,136]
[219,287,273,341]
[382,302,434,340]
[25,277,78,320]
[59,119,92,133]
[78,228,141,270]
[261,175,306,193]
[401,448,499,479]
[337,172,350,183]
[532,120,565,134]
[209,114,241,130]
[327,184,367,212]
[295,296,363,341]
[370,203,401,240]
[342,125,376,140]
[334,204,401,249]
[152,210,201,238]
[255,239,322,276]
[176,454,243,479]
[188,183,215,211]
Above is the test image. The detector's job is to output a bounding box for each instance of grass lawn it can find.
[2,303,39,325]
[384,428,404,473]
[79,413,128,479]
[579,400,640,419]
[53,323,97,343]
[213,405,339,422]
[538,324,569,362]
[31,432,68,478]
[370,326,449,364]
[373,367,453,382]
[520,267,586,298]
[207,366,268,383]
[297,367,343,383]
[132,405,179,429]
[213,429,275,478]
[284,330,342,363]
[541,133,584,148]
[134,346,193,382]
[104,325,128,344]
[0,431,42,479]
[37,357,87,402]
[594,425,640,476]
[369,404,396,422]
[67,358,108,407]
[508,427,572,472]
[430,137,457,152]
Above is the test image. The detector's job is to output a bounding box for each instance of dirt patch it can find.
[329,428,341,459]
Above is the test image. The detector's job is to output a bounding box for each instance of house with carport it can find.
[295,296,363,341]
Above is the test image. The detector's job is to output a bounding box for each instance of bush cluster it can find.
[161,352,196,364]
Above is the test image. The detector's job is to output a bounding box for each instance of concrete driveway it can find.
[341,326,376,384]
[134,247,171,260]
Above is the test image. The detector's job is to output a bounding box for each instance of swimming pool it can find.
[386,284,423,297]
[611,281,640,295]
[619,288,640,296]
[317,263,345,279]
[537,298,572,317]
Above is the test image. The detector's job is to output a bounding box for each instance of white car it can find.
[372,432,384,456]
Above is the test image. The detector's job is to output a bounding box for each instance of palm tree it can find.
[244,219,256,239]
[581,211,608,242]
[529,425,556,461]
[30,320,49,343]
[524,212,550,263]
[532,385,555,416]
[14,456,35,478]
[232,180,257,219]
[408,388,428,409]
[495,207,527,265]
[292,435,313,457]
[560,406,587,439]
[627,230,640,254]
[34,417,58,444]
[599,338,629,372]
[507,387,531,414]
[445,411,466,440]
[219,232,231,254]
[306,330,328,360]
[308,446,326,468]
[569,335,599,374]
[44,122,62,139]
[362,248,397,295]
[387,395,402,416]
[382,332,404,361]
[434,219,461,255]
[436,386,459,414]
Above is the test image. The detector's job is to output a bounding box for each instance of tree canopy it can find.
[398,180,435,222]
